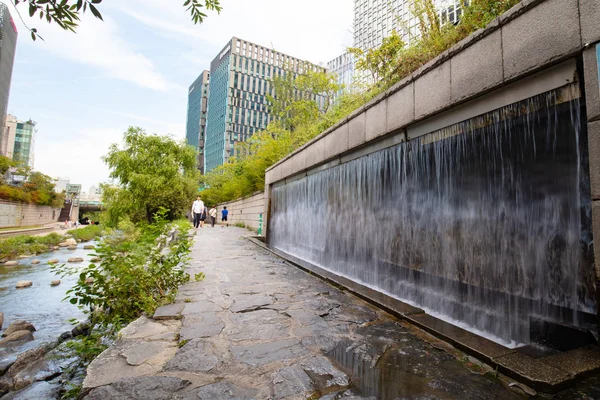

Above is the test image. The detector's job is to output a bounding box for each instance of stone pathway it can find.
[80,227,569,399]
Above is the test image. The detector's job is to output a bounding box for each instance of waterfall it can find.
[269,84,596,347]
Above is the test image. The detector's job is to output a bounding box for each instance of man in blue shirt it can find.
[221,206,229,227]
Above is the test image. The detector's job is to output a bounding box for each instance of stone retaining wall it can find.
[218,192,265,231]
[0,200,61,228]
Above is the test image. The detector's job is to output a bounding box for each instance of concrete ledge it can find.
[580,0,600,45]
[246,237,600,394]
[584,47,600,123]
[501,0,581,81]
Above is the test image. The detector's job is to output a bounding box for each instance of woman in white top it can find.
[209,206,217,227]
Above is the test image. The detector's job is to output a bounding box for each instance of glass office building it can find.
[204,37,325,173]
[3,115,35,168]
[185,70,210,173]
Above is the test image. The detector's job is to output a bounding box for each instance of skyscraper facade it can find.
[327,53,355,92]
[354,0,465,51]
[204,37,325,173]
[185,70,210,173]
[329,0,464,90]
[3,114,35,168]
[0,4,17,144]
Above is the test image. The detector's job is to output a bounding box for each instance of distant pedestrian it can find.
[221,206,229,227]
[191,196,205,229]
[200,206,207,228]
[209,206,217,227]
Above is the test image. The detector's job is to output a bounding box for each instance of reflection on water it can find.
[0,244,92,352]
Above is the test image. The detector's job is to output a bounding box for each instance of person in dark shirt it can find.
[221,206,229,227]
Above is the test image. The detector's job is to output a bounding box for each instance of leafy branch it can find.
[10,0,222,41]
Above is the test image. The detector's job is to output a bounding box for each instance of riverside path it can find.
[80,227,600,399]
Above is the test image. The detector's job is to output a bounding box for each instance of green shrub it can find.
[56,219,192,332]
[67,225,104,242]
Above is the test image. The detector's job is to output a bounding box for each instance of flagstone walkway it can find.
[80,227,552,399]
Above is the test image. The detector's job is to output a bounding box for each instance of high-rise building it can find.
[354,0,464,52]
[2,114,35,167]
[185,70,210,174]
[204,37,325,173]
[0,5,17,143]
[327,53,355,93]
[329,0,464,90]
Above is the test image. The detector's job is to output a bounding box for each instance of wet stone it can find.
[2,380,60,400]
[163,339,218,372]
[323,304,379,325]
[180,314,225,340]
[231,338,308,366]
[228,309,291,341]
[152,303,184,320]
[272,364,313,399]
[175,381,259,400]
[302,355,349,389]
[229,294,274,313]
[83,376,191,400]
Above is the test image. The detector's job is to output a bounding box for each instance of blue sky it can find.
[4,0,353,192]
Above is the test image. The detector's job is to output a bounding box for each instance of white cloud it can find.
[111,0,354,65]
[33,127,123,188]
[17,11,174,92]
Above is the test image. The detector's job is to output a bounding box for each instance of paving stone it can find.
[83,376,190,400]
[227,309,291,342]
[153,304,184,320]
[231,338,309,366]
[179,314,225,340]
[301,355,349,388]
[272,364,313,399]
[119,316,180,341]
[181,301,223,314]
[163,339,218,373]
[174,381,259,400]
[229,294,274,313]
[82,339,178,389]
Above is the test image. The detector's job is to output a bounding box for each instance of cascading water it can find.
[269,84,596,347]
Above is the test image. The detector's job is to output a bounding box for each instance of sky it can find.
[3,0,354,192]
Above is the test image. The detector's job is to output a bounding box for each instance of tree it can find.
[103,126,199,225]
[10,0,222,41]
[348,31,405,85]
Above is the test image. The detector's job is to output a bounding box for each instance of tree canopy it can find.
[11,0,222,41]
[102,127,199,226]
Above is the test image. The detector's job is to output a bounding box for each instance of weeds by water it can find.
[66,225,104,242]
[0,232,63,260]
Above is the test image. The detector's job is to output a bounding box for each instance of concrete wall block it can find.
[415,60,451,119]
[593,201,600,279]
[502,0,581,81]
[303,138,325,171]
[580,0,600,45]
[451,29,503,102]
[348,111,367,148]
[584,47,600,122]
[387,83,414,132]
[588,121,600,200]
[323,124,349,160]
[365,98,388,142]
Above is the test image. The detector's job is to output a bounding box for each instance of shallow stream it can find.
[0,244,93,355]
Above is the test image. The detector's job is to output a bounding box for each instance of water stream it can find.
[269,84,596,346]
[0,244,91,355]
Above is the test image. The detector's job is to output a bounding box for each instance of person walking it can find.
[221,206,229,227]
[191,196,205,229]
[200,205,207,228]
[209,206,217,227]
